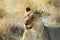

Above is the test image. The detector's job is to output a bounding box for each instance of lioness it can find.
[22,0,60,40]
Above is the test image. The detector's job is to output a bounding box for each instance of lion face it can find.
[24,6,45,33]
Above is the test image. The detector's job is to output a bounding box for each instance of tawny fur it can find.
[0,0,60,40]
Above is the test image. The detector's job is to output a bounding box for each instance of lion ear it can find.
[26,7,31,12]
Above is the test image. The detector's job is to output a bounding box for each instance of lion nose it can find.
[24,18,34,29]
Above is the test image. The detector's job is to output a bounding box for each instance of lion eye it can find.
[26,7,31,12]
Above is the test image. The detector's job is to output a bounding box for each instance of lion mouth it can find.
[24,24,33,29]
